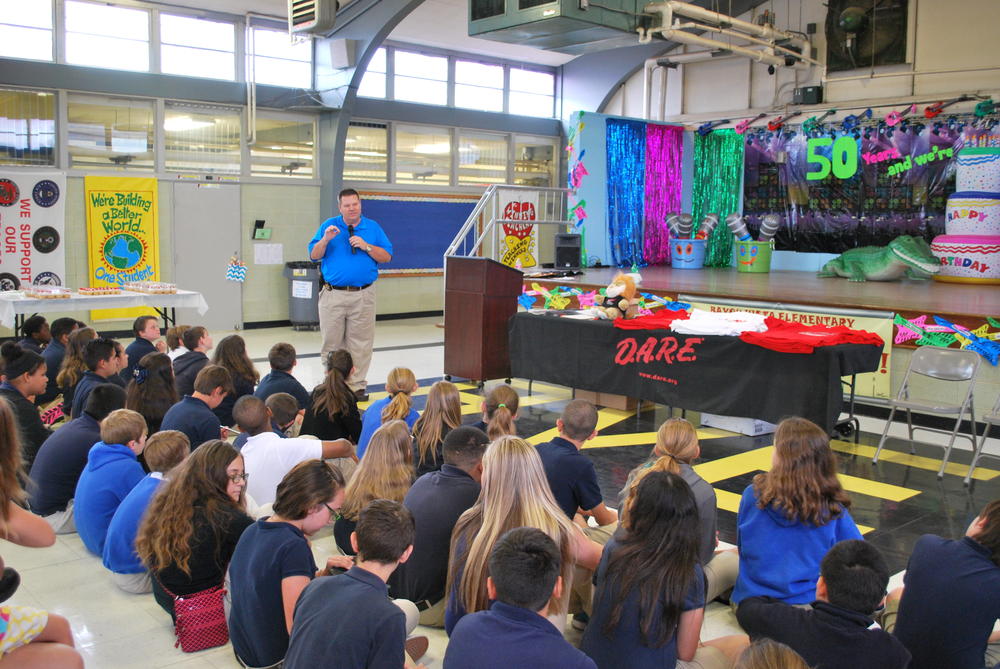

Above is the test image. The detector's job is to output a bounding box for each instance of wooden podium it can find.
[444,256,523,383]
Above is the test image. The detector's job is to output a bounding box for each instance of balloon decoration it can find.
[643,124,684,264]
[606,119,647,267]
[692,129,745,266]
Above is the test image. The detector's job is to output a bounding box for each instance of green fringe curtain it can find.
[692,129,745,267]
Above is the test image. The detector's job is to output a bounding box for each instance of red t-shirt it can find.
[739,317,884,353]
[613,310,691,330]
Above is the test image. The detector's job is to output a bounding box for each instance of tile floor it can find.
[7,316,999,667]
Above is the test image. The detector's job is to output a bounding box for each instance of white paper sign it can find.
[253,243,283,265]
[0,171,67,290]
[292,280,312,299]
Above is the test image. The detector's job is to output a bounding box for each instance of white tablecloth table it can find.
[0,290,209,329]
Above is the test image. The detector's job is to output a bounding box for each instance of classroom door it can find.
[172,182,242,331]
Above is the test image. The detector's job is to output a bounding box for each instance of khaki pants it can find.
[111,571,152,594]
[43,501,75,534]
[677,645,731,669]
[418,597,446,628]
[704,550,740,604]
[319,285,376,393]
[570,522,618,617]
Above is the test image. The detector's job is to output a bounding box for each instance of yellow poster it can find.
[498,189,539,269]
[84,176,159,320]
[687,300,894,399]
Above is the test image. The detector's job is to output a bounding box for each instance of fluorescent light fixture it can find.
[164,115,213,132]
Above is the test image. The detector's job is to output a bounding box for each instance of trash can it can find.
[283,261,321,331]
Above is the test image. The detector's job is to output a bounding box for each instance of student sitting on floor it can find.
[411,380,462,477]
[37,317,78,405]
[0,342,53,469]
[883,498,1000,669]
[123,315,166,382]
[621,417,738,603]
[16,315,50,355]
[300,349,362,444]
[266,392,302,437]
[160,365,232,450]
[124,352,178,435]
[210,334,259,428]
[254,342,312,410]
[229,460,352,669]
[471,384,519,440]
[737,539,910,669]
[444,527,597,669]
[71,337,127,419]
[73,409,148,556]
[236,395,354,507]
[164,325,190,362]
[102,431,189,594]
[28,384,127,534]
[732,417,861,606]
[56,327,97,415]
[285,499,426,669]
[172,326,212,397]
[357,367,419,459]
[733,639,810,669]
[135,440,253,619]
[334,420,413,555]
[390,425,488,628]
[581,470,748,669]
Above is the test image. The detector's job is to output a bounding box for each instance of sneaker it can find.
[571,611,589,630]
[354,389,369,402]
[405,635,429,663]
[0,567,20,603]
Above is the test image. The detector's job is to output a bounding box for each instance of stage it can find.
[524,266,998,324]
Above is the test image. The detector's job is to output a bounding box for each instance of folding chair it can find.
[969,393,1000,485]
[872,346,980,481]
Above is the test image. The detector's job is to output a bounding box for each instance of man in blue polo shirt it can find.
[308,188,393,401]
[444,527,596,669]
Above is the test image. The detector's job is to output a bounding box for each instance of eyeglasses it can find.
[227,472,250,483]
[324,503,341,521]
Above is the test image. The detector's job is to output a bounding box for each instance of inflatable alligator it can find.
[817,235,941,282]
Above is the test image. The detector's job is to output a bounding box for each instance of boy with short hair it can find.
[254,343,311,410]
[70,337,127,419]
[165,324,191,361]
[38,316,78,404]
[285,499,425,669]
[73,409,148,556]
[736,539,911,669]
[444,527,597,669]
[123,315,166,381]
[103,430,189,593]
[266,392,302,436]
[173,326,213,396]
[161,365,232,450]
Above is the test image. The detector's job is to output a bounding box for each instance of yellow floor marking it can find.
[830,439,1000,481]
[509,379,574,396]
[458,391,568,416]
[526,408,634,445]
[714,488,873,534]
[581,428,733,450]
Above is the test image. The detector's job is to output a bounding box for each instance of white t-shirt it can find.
[167,346,189,362]
[241,432,322,506]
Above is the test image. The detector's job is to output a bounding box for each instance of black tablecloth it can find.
[509,312,882,432]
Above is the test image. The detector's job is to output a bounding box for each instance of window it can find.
[160,14,235,81]
[344,122,388,182]
[164,104,241,174]
[394,51,447,106]
[395,124,450,185]
[358,48,387,99]
[65,1,149,72]
[513,136,557,186]
[0,89,55,166]
[251,115,315,178]
[509,68,555,118]
[455,60,503,113]
[0,0,53,62]
[458,131,508,186]
[67,95,154,171]
[251,27,312,89]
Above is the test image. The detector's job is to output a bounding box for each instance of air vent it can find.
[289,0,337,35]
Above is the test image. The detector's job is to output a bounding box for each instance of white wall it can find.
[603,0,1000,121]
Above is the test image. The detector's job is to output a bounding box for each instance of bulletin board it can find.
[360,195,479,272]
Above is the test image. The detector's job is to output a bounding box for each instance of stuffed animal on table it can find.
[591,272,641,320]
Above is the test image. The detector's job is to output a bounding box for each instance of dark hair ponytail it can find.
[0,341,44,380]
[314,350,355,419]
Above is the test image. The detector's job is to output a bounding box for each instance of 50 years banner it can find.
[84,176,160,320]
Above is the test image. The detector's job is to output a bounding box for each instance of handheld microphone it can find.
[348,224,356,254]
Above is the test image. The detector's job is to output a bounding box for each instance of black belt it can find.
[414,599,435,612]
[325,283,371,292]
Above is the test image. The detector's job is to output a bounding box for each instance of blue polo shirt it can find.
[161,396,221,451]
[357,396,419,460]
[535,436,604,519]
[28,413,103,516]
[39,339,65,404]
[254,369,311,410]
[124,337,158,382]
[285,566,406,669]
[307,215,393,287]
[71,370,112,419]
[445,601,596,669]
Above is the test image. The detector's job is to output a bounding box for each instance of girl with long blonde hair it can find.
[135,440,253,618]
[356,367,419,459]
[56,326,97,412]
[474,384,519,440]
[333,420,413,554]
[411,380,461,477]
[444,436,603,634]
[732,416,861,606]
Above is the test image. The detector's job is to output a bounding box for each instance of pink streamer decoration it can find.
[643,124,684,264]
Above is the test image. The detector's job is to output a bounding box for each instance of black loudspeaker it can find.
[554,233,582,269]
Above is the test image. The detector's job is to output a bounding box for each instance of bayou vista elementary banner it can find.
[84,176,160,320]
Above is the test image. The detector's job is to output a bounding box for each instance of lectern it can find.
[444,256,523,383]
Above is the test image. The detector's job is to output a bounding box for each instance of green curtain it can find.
[692,129,745,267]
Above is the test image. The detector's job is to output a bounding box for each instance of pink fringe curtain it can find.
[643,125,684,264]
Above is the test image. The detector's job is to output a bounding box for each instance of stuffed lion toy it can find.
[591,272,641,320]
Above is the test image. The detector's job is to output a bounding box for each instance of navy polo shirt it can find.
[444,601,596,669]
[535,436,603,519]
[307,215,393,287]
[229,519,317,667]
[71,370,112,419]
[160,396,221,451]
[28,413,102,515]
[389,465,480,604]
[285,566,406,669]
[39,339,65,404]
[254,369,312,410]
[124,337,157,382]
